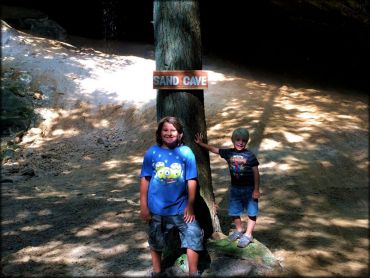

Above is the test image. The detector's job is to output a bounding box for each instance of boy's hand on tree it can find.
[194,132,203,144]
[213,202,219,213]
[184,206,195,223]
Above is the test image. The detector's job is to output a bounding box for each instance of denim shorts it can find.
[148,214,204,252]
[228,185,259,217]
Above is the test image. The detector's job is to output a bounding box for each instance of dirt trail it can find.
[1,27,369,277]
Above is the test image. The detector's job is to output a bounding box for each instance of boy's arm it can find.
[252,166,261,199]
[195,133,220,154]
[184,179,197,223]
[140,176,151,221]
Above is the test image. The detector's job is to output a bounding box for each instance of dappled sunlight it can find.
[15,210,31,220]
[207,70,236,84]
[100,155,144,185]
[14,195,35,200]
[8,240,129,268]
[2,20,368,276]
[17,102,147,167]
[258,209,369,269]
[107,174,138,185]
[203,66,368,276]
[107,196,140,206]
[259,138,282,151]
[274,249,368,276]
[20,224,53,232]
[75,218,128,238]
[51,128,80,137]
[102,159,124,170]
[92,119,110,128]
[334,216,368,228]
[205,78,368,178]
[282,131,305,143]
[2,187,150,275]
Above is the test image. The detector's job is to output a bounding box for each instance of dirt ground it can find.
[1,25,369,277]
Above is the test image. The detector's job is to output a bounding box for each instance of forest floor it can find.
[1,25,369,277]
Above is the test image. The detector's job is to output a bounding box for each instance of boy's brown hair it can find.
[156,116,185,146]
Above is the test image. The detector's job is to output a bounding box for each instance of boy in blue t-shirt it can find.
[195,127,260,248]
[140,116,203,277]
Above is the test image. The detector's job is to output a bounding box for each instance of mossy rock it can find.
[174,253,189,273]
[206,237,282,276]
[168,238,281,276]
[1,84,35,135]
[207,238,278,266]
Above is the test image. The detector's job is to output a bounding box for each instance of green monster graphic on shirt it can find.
[155,162,183,182]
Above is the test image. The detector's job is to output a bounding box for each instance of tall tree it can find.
[154,0,221,236]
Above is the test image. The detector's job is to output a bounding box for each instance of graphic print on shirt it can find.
[154,161,184,184]
[229,155,248,178]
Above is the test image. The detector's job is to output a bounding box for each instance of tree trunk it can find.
[154,0,222,236]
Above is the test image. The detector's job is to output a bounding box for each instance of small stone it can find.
[2,149,15,160]
[24,148,34,157]
[33,90,43,100]
[212,232,227,240]
[28,128,42,135]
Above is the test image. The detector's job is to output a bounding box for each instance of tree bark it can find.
[154,0,221,235]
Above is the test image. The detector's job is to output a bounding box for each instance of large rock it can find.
[1,6,67,41]
[23,18,67,41]
[1,69,35,135]
[1,87,33,135]
[206,238,282,276]
[166,237,282,277]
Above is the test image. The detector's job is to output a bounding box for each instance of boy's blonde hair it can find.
[231,127,249,143]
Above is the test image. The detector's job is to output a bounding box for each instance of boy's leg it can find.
[238,215,256,248]
[228,216,245,241]
[245,187,259,238]
[148,214,165,274]
[228,186,247,241]
[187,248,199,274]
[245,215,256,238]
[232,216,244,232]
[150,249,162,273]
[172,215,203,275]
[237,188,258,248]
[229,186,246,232]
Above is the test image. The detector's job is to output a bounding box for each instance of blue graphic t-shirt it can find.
[140,144,198,215]
[219,148,259,187]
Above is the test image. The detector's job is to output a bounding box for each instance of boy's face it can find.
[161,122,182,148]
[233,137,247,151]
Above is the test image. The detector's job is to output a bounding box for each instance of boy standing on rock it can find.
[195,127,260,248]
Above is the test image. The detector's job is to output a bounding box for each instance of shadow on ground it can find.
[1,33,369,276]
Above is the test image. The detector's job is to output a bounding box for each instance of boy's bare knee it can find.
[248,215,257,221]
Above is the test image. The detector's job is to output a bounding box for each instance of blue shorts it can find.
[228,185,259,217]
[148,214,204,252]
